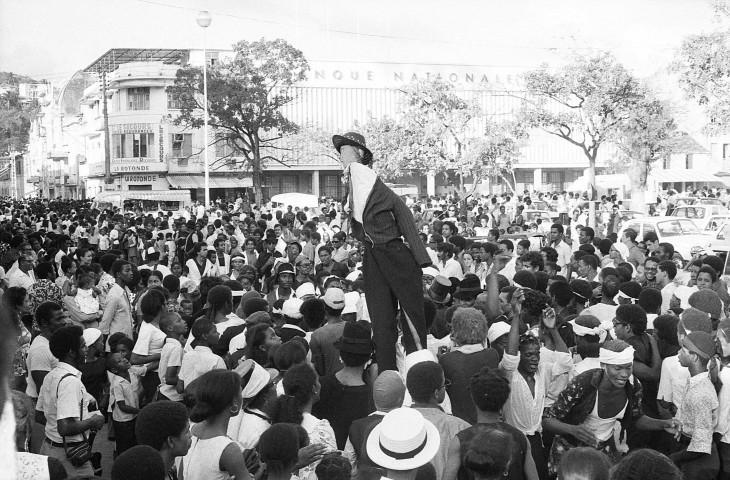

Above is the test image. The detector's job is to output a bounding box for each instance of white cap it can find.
[346,269,362,282]
[82,328,102,348]
[487,321,511,344]
[422,266,440,278]
[282,298,304,319]
[295,283,316,298]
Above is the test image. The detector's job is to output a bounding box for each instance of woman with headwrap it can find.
[542,339,678,477]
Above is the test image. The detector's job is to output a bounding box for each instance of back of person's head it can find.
[609,448,682,480]
[637,288,662,315]
[258,423,303,476]
[300,297,326,331]
[373,370,407,412]
[135,401,190,452]
[451,308,488,346]
[271,362,317,424]
[49,324,84,361]
[602,275,620,298]
[188,370,241,423]
[557,447,611,480]
[463,430,512,479]
[406,361,444,403]
[111,445,166,480]
[470,367,510,413]
[243,297,270,318]
[315,452,352,480]
[273,340,308,372]
[653,315,679,346]
[141,289,167,323]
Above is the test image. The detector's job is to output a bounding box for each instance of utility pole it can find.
[102,71,112,186]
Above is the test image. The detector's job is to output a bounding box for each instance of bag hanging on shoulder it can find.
[56,373,93,467]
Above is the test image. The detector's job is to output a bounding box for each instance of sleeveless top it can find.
[582,392,627,442]
[182,435,235,480]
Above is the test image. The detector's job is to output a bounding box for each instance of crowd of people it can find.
[2,173,730,480]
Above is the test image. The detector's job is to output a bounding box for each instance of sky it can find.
[0,0,722,85]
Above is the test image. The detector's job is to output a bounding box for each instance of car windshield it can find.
[674,207,706,218]
[656,219,701,237]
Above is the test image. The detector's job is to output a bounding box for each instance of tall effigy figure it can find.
[333,132,431,371]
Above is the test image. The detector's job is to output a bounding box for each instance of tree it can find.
[613,96,676,212]
[362,79,522,203]
[672,2,730,134]
[515,52,651,223]
[167,38,309,203]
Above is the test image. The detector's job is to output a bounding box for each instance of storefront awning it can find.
[652,170,724,184]
[167,175,253,189]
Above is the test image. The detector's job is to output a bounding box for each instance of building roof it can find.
[666,132,709,155]
[83,48,189,75]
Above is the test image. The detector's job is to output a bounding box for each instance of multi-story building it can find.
[27,47,727,204]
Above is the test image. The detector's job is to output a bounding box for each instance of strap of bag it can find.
[56,373,88,445]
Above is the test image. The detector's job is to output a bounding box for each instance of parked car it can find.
[618,217,711,260]
[675,196,724,207]
[705,220,730,255]
[703,215,730,233]
[523,209,554,225]
[669,205,730,230]
[618,210,646,221]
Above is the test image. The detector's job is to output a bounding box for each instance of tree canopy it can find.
[167,38,309,202]
[362,78,523,199]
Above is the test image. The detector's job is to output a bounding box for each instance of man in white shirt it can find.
[550,223,572,279]
[8,256,36,289]
[656,260,678,314]
[436,242,463,280]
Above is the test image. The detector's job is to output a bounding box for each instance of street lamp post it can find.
[196,10,212,211]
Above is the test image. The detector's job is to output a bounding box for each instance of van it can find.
[92,190,192,218]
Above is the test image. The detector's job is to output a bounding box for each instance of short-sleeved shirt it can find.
[179,346,226,387]
[133,321,166,371]
[158,338,184,401]
[111,372,141,422]
[657,354,690,408]
[37,362,100,443]
[25,335,57,399]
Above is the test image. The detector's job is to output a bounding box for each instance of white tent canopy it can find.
[566,174,630,196]
[270,193,319,209]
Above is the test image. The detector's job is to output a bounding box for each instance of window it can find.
[167,91,181,109]
[320,174,342,199]
[206,51,219,67]
[215,137,235,158]
[113,93,121,112]
[133,133,152,158]
[128,87,150,110]
[112,133,154,158]
[515,170,534,184]
[171,133,192,158]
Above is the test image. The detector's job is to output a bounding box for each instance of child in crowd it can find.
[107,352,143,456]
[165,233,176,267]
[672,331,720,479]
[98,226,110,251]
[179,299,194,328]
[75,272,100,315]
[177,318,226,392]
[158,311,186,402]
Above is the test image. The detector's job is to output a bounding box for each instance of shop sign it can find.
[110,123,154,134]
[111,162,167,173]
